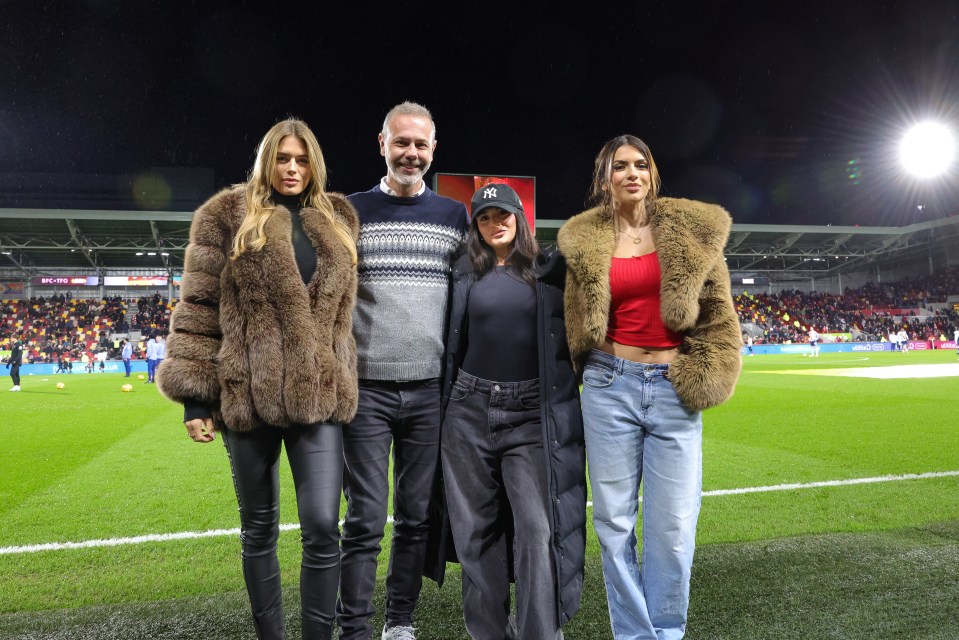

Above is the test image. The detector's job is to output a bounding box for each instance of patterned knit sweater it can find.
[348,185,468,380]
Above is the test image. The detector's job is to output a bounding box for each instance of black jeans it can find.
[223,422,342,640]
[442,371,561,640]
[337,378,441,640]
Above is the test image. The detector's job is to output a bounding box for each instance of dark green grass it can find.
[3,521,957,639]
[2,352,958,637]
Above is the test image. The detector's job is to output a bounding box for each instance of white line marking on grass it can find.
[700,470,959,497]
[0,519,385,556]
[764,363,959,378]
[581,470,959,508]
[2,472,957,556]
[0,524,292,555]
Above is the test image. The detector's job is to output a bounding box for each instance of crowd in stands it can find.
[131,293,172,332]
[1,294,171,364]
[3,268,959,362]
[737,267,959,344]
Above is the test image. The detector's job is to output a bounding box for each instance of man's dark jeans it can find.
[337,378,441,640]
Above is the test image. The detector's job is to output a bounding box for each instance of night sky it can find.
[3,1,958,227]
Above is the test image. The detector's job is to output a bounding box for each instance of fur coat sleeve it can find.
[157,186,238,411]
[557,197,742,411]
[157,186,361,430]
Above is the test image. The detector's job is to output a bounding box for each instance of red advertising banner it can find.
[103,275,168,286]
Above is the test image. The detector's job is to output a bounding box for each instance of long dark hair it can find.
[467,207,541,286]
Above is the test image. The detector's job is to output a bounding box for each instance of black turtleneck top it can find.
[182,190,317,424]
[271,189,317,285]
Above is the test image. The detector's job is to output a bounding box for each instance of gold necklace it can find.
[620,227,643,244]
[615,215,647,244]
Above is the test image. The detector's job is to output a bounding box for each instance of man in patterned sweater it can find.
[337,101,468,640]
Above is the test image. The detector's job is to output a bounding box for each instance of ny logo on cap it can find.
[483,187,497,199]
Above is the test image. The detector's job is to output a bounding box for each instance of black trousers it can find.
[223,422,342,640]
[9,363,20,386]
[442,371,561,640]
[337,378,441,640]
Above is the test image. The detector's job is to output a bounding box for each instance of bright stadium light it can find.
[900,121,955,178]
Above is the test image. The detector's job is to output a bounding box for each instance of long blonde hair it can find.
[230,118,357,264]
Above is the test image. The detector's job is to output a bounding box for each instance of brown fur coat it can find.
[157,185,360,431]
[557,197,742,411]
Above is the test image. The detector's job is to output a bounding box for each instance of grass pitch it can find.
[2,350,958,639]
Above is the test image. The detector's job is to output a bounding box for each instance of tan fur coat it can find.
[557,197,742,411]
[157,185,360,431]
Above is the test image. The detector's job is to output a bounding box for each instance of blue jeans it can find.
[123,359,131,377]
[147,358,157,382]
[442,370,560,640]
[580,350,703,640]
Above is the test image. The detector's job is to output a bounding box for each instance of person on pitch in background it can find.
[436,183,586,639]
[154,332,166,369]
[6,335,23,391]
[145,332,160,382]
[336,101,468,640]
[558,134,742,640]
[157,118,359,640]
[121,338,133,377]
[807,327,820,357]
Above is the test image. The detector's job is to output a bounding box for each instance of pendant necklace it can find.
[621,228,643,244]
[616,215,646,244]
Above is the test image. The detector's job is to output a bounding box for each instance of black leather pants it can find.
[223,422,342,640]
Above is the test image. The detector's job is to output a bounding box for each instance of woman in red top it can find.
[558,135,742,640]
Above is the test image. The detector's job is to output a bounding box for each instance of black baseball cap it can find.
[471,183,523,218]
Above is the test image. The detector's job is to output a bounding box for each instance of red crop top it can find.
[607,253,683,348]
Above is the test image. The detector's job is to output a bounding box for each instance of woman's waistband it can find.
[455,369,539,394]
[585,348,670,376]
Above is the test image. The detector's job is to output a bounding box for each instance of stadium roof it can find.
[721,215,959,277]
[539,216,959,278]
[2,208,958,279]
[0,209,193,273]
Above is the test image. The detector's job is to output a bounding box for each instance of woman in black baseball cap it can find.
[435,182,586,638]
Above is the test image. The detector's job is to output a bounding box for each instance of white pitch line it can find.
[2,471,957,556]
[0,521,368,556]
[700,470,959,497]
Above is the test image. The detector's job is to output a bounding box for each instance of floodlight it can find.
[900,122,955,178]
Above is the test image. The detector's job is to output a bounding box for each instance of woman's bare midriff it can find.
[599,337,679,364]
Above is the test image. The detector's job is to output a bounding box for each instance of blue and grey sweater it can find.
[348,185,468,381]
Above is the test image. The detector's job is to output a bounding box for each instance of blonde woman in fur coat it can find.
[157,119,359,640]
[557,135,741,640]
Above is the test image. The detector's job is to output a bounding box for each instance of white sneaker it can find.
[9,385,20,391]
[382,625,416,640]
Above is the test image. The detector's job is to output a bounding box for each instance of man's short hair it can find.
[381,101,435,142]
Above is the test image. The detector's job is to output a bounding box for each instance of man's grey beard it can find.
[387,159,431,186]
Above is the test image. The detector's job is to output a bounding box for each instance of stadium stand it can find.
[2,207,958,357]
[736,267,959,344]
[1,295,170,364]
